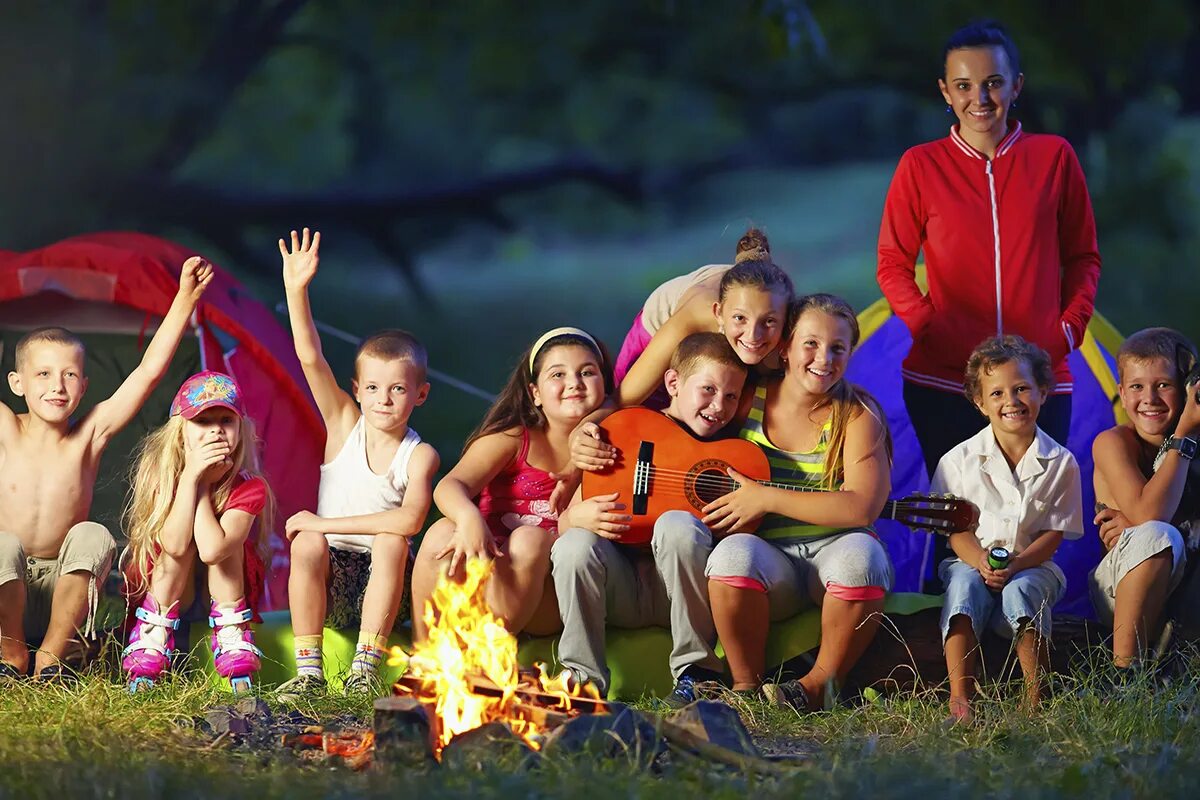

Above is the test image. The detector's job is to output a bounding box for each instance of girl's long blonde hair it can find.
[124,414,276,597]
[786,293,893,489]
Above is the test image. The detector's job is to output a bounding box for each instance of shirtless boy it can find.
[0,257,212,680]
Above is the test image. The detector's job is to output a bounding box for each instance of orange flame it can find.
[388,558,602,756]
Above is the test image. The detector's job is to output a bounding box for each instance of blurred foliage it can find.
[0,0,1197,341]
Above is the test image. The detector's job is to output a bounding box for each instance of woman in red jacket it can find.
[877,20,1101,485]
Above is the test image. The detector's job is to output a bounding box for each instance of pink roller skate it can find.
[209,599,262,694]
[122,595,181,692]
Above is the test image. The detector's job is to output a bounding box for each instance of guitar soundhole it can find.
[686,460,734,510]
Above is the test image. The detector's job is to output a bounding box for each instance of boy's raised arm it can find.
[281,228,358,439]
[89,256,213,445]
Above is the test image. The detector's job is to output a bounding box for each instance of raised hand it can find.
[178,256,215,303]
[280,227,322,292]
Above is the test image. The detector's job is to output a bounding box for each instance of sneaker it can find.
[342,670,386,697]
[274,673,328,702]
[761,679,815,712]
[662,675,724,709]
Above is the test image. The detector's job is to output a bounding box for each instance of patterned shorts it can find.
[326,546,414,632]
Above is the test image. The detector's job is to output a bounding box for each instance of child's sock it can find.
[294,634,324,679]
[350,631,387,676]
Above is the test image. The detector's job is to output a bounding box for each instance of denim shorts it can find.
[939,557,1064,642]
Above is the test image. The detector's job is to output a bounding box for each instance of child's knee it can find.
[290,531,330,566]
[551,528,609,573]
[371,535,410,566]
[505,526,552,564]
[59,522,117,577]
[705,533,763,581]
[416,519,455,559]
[651,511,711,564]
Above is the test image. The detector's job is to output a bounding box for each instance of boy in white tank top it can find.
[275,229,440,698]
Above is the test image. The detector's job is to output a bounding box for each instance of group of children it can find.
[0,227,1196,724]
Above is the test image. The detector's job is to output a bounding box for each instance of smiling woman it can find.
[876,20,1103,497]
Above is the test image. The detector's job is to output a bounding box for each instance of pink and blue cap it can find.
[170,371,245,420]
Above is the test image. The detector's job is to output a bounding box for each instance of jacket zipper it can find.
[986,160,1002,336]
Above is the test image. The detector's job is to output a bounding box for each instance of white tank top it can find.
[639,264,730,334]
[318,418,423,553]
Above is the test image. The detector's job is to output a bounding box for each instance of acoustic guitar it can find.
[581,407,980,545]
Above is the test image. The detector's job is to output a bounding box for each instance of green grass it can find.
[5,647,1200,799]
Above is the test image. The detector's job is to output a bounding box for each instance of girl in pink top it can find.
[412,327,612,641]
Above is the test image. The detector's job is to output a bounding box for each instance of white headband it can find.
[529,327,601,373]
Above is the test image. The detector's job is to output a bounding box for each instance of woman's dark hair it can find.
[943,20,1020,77]
[462,332,613,455]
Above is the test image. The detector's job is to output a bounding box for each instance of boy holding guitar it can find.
[551,333,746,704]
[930,335,1083,723]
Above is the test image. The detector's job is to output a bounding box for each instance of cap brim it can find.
[178,400,243,420]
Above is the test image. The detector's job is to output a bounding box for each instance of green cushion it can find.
[186,594,943,699]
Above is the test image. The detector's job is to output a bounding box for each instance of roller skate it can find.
[122,595,180,692]
[209,598,262,694]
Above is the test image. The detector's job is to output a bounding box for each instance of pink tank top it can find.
[477,428,559,538]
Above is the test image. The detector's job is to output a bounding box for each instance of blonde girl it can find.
[703,293,894,710]
[122,371,275,692]
[411,328,612,640]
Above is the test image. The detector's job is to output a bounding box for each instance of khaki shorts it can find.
[1088,520,1186,626]
[0,522,117,643]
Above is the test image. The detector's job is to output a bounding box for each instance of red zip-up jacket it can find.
[877,123,1101,394]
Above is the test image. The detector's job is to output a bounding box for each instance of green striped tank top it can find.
[738,384,849,540]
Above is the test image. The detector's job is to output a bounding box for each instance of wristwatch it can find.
[1164,435,1198,461]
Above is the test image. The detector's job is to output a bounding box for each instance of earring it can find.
[945,104,952,114]
[1011,99,1018,110]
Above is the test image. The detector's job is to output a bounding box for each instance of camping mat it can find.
[181,592,942,700]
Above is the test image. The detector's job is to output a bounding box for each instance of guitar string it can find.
[602,466,955,521]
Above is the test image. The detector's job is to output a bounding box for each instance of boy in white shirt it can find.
[930,335,1083,723]
[275,229,440,698]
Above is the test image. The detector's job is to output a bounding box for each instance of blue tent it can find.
[848,298,1126,617]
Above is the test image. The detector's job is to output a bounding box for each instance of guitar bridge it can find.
[632,441,653,515]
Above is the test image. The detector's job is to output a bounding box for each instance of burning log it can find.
[279,727,376,771]
[388,559,606,759]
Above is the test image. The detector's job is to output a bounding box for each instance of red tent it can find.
[0,232,323,609]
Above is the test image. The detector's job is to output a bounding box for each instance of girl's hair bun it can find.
[734,228,770,264]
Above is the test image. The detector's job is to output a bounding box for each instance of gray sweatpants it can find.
[550,510,720,695]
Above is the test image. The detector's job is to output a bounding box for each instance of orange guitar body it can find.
[581,407,769,546]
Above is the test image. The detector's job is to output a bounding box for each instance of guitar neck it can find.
[755,478,901,520]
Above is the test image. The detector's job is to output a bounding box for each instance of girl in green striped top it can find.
[702,294,894,710]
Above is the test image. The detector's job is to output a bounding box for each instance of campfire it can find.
[386,558,606,758]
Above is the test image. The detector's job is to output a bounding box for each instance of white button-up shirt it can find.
[930,426,1084,577]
